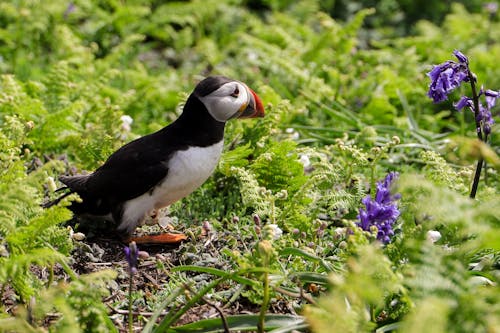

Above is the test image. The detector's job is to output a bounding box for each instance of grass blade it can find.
[166,314,306,333]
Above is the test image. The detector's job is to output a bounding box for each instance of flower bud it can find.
[258,240,273,258]
[124,241,138,275]
[47,176,57,192]
[255,225,261,235]
[253,214,261,226]
[201,220,212,237]
[276,189,288,200]
[25,120,35,130]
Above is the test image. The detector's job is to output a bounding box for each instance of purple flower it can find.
[357,172,400,244]
[428,51,498,137]
[457,89,498,136]
[453,50,469,64]
[124,241,138,275]
[64,3,76,19]
[454,96,473,111]
[484,89,499,110]
[427,52,470,103]
[477,104,495,135]
[484,2,499,14]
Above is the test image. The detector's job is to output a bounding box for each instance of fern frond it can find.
[419,150,470,194]
[230,167,271,218]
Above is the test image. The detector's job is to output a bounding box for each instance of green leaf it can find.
[166,314,305,333]
[288,272,330,286]
[171,265,260,288]
[279,247,334,272]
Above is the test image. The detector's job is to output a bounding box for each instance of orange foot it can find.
[125,233,188,245]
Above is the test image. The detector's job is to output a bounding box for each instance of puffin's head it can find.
[195,76,265,122]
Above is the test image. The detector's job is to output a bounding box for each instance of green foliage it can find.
[0,85,115,331]
[305,175,499,333]
[304,244,404,332]
[0,0,499,331]
[0,270,117,333]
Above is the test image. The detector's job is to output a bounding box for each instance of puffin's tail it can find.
[42,174,89,209]
[41,187,74,208]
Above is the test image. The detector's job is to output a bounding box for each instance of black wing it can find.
[61,130,175,203]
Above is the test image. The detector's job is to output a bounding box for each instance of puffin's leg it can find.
[126,233,188,245]
[122,209,187,245]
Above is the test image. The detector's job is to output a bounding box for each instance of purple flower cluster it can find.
[427,50,499,136]
[124,241,138,275]
[357,172,400,244]
[455,89,499,135]
[427,50,469,103]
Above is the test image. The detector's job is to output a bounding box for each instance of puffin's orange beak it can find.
[237,85,265,119]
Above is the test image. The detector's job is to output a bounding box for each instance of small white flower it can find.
[299,154,311,168]
[120,115,133,125]
[266,224,283,240]
[285,127,300,140]
[247,51,258,61]
[426,230,442,243]
[120,115,133,132]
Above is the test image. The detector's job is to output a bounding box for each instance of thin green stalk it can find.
[258,265,270,333]
[48,264,54,287]
[44,243,77,280]
[370,164,376,197]
[153,278,224,333]
[128,272,133,333]
[142,286,184,333]
[270,197,276,224]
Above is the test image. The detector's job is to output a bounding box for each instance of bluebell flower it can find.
[429,51,498,137]
[484,89,499,110]
[453,49,469,64]
[357,172,400,244]
[427,56,469,103]
[477,104,495,135]
[455,89,498,136]
[454,96,473,111]
[124,241,138,275]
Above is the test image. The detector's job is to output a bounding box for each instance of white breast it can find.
[118,141,224,233]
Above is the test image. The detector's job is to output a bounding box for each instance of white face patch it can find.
[198,82,250,122]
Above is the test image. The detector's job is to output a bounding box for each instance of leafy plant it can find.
[0,0,498,332]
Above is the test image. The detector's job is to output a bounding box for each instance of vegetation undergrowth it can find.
[0,1,499,332]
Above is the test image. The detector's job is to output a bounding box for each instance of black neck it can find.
[166,95,225,147]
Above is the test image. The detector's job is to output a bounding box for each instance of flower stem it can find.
[128,273,133,333]
[257,269,270,333]
[467,68,485,199]
[467,69,483,142]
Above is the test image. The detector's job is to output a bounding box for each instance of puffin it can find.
[46,76,264,243]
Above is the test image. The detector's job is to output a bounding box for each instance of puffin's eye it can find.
[230,87,239,98]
